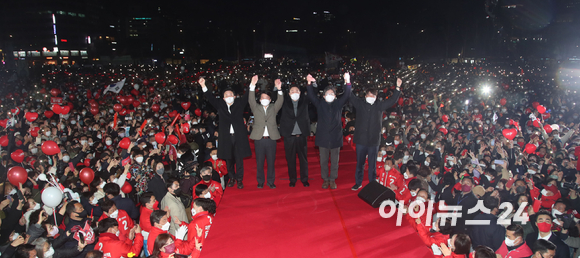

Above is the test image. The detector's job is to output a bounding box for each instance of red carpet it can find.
[201,138,434,258]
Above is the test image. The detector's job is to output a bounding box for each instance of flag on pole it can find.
[103,79,126,94]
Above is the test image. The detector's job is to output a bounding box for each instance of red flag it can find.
[113,113,118,130]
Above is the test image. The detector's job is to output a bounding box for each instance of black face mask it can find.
[76,210,88,219]
[201,175,211,181]
[386,151,394,156]
[173,188,181,195]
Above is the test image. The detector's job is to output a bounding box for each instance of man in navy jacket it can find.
[307,73,351,189]
[348,78,401,190]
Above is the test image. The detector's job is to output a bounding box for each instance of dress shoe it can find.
[330,180,337,189]
[257,183,264,189]
[237,181,244,189]
[322,180,329,189]
[302,181,310,187]
[227,179,236,188]
[289,182,296,187]
[267,183,276,189]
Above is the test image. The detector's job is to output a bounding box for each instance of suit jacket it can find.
[525,231,570,258]
[203,89,251,160]
[160,192,189,237]
[248,90,284,140]
[279,91,310,138]
[307,83,352,149]
[111,195,139,220]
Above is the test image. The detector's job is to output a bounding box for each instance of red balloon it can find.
[90,107,99,115]
[533,118,541,128]
[113,104,123,112]
[25,112,38,122]
[41,140,60,155]
[398,98,404,106]
[148,86,155,93]
[194,109,202,117]
[500,98,506,106]
[542,113,551,120]
[50,88,60,97]
[544,124,553,134]
[0,119,7,128]
[79,168,95,185]
[29,127,40,137]
[181,102,191,110]
[126,95,135,105]
[119,109,128,116]
[84,159,91,167]
[68,94,76,101]
[41,78,47,84]
[168,110,178,118]
[532,102,539,108]
[0,136,7,147]
[442,115,449,123]
[121,182,133,194]
[155,132,166,144]
[537,105,546,114]
[8,166,28,186]
[143,80,149,86]
[10,149,24,163]
[131,89,139,96]
[60,105,70,115]
[524,144,537,154]
[182,123,190,134]
[502,129,517,140]
[168,135,179,145]
[119,137,131,149]
[151,104,160,112]
[439,128,448,135]
[44,110,54,119]
[132,100,140,108]
[52,104,62,114]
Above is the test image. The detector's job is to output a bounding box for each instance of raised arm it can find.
[337,72,352,107]
[199,78,221,109]
[274,79,284,112]
[379,78,403,111]
[306,74,320,107]
[248,75,259,111]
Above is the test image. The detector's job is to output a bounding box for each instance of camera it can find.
[562,182,580,192]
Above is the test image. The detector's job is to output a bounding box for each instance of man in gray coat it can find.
[160,178,189,237]
[307,72,351,189]
[248,75,283,189]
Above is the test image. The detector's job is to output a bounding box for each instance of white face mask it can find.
[191,207,197,216]
[136,157,144,163]
[80,140,87,145]
[224,97,234,104]
[394,140,400,145]
[415,196,426,203]
[420,134,426,139]
[290,93,300,101]
[404,173,409,179]
[62,156,70,162]
[45,131,51,137]
[376,156,383,162]
[48,226,59,237]
[109,209,119,219]
[60,125,66,130]
[44,247,55,258]
[119,133,125,138]
[403,155,410,162]
[424,161,429,166]
[366,97,376,105]
[527,169,536,175]
[381,150,387,156]
[176,153,182,158]
[384,165,391,171]
[161,221,170,231]
[211,155,218,160]
[105,140,113,145]
[33,203,41,210]
[260,99,271,106]
[505,236,519,247]
[204,192,211,199]
[410,191,417,197]
[325,95,335,102]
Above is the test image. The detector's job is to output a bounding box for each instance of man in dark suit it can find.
[199,77,251,189]
[248,76,283,189]
[468,195,505,251]
[279,83,310,187]
[103,183,139,220]
[348,78,401,190]
[525,210,570,258]
[307,73,351,189]
[451,176,478,234]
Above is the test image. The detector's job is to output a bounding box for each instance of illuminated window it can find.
[78,13,85,18]
[68,12,76,16]
[70,50,79,56]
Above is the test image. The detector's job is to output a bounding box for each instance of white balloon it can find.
[133,84,140,90]
[41,187,63,208]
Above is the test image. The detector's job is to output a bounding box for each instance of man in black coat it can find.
[348,78,401,190]
[307,73,351,189]
[103,183,139,220]
[199,77,251,189]
[468,195,506,251]
[525,210,570,258]
[279,83,310,187]
[450,176,478,234]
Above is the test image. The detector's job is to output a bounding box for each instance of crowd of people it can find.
[0,58,578,258]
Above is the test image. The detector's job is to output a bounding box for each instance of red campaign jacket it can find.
[377,166,404,191]
[193,181,223,206]
[147,227,196,255]
[416,222,449,247]
[98,209,134,241]
[495,241,533,258]
[139,207,154,233]
[188,211,214,258]
[95,232,144,258]
[405,202,433,232]
[206,158,228,177]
